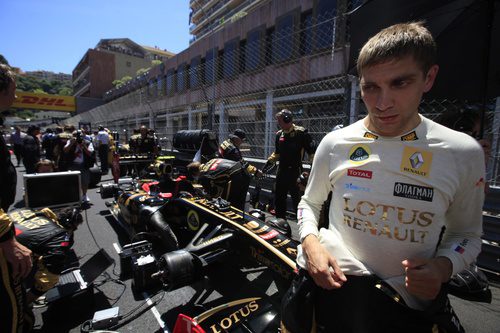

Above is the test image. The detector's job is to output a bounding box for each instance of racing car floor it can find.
[9,166,499,333]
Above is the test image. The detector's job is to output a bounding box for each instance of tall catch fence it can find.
[67,3,500,186]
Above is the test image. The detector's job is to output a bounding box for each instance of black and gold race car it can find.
[100,157,299,332]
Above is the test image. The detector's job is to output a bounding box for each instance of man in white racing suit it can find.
[289,22,484,332]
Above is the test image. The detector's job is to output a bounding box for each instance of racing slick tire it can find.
[157,250,202,290]
[140,206,179,251]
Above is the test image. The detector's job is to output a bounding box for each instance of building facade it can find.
[72,38,175,99]
[25,70,72,83]
[189,0,268,44]
[66,0,353,153]
[64,0,500,185]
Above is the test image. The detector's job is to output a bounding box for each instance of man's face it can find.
[0,81,17,110]
[360,56,438,137]
[233,137,243,147]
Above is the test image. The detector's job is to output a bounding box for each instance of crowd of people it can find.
[0,20,493,333]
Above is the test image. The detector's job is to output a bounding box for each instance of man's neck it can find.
[282,124,294,133]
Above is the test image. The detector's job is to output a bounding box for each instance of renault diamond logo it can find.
[400,147,432,178]
[409,152,424,169]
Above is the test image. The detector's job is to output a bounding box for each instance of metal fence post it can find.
[218,102,227,144]
[491,97,500,185]
[265,91,274,158]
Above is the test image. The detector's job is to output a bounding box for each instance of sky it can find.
[0,0,191,74]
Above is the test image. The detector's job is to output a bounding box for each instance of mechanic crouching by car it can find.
[219,129,263,179]
[196,158,252,211]
[8,207,83,329]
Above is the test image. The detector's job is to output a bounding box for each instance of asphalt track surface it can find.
[9,161,500,333]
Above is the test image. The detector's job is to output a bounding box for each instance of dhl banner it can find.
[12,91,76,112]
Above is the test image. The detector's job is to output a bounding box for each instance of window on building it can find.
[147,79,156,97]
[245,26,265,72]
[223,37,239,79]
[300,11,313,55]
[272,9,299,63]
[162,74,168,95]
[126,61,132,67]
[157,75,164,96]
[166,68,176,95]
[205,47,218,85]
[265,27,275,66]
[314,0,337,50]
[190,56,201,89]
[177,63,187,92]
[239,39,246,74]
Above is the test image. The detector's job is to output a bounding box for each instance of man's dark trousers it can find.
[275,166,301,219]
[98,144,109,174]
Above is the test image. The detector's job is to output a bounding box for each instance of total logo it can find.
[347,168,372,179]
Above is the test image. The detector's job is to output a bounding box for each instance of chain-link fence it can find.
[66,0,500,185]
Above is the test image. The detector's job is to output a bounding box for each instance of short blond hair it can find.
[357,22,436,77]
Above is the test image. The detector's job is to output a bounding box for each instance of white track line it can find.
[142,291,168,333]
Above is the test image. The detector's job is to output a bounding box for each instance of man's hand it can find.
[302,234,346,289]
[255,169,263,179]
[0,238,32,280]
[402,257,452,300]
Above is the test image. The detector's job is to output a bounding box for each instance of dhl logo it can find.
[12,91,76,112]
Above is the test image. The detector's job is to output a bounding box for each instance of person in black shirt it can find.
[135,125,158,156]
[22,125,41,174]
[219,128,262,178]
[0,63,33,333]
[8,207,82,304]
[266,109,315,219]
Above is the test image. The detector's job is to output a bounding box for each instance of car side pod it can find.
[173,314,206,333]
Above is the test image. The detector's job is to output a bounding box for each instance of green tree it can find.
[151,60,162,67]
[16,110,34,120]
[121,75,132,83]
[16,74,72,95]
[58,87,73,95]
[136,67,150,76]
[33,88,48,94]
[0,54,9,65]
[17,75,40,92]
[113,75,133,88]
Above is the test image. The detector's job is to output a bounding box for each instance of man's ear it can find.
[423,64,439,93]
